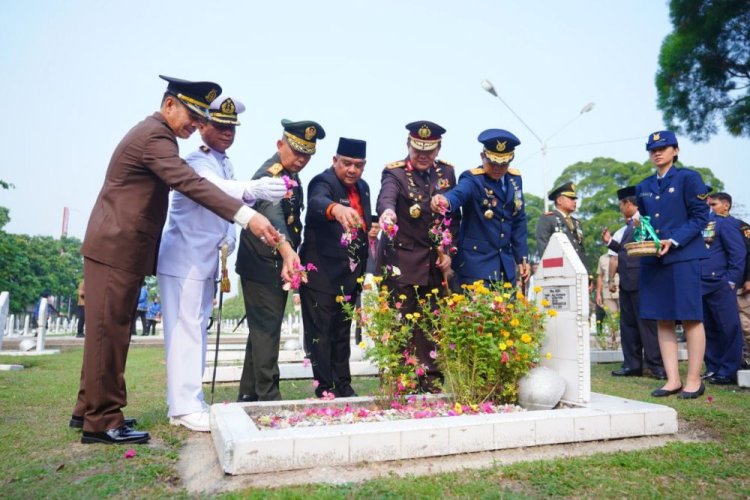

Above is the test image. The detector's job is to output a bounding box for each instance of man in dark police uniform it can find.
[431,129,529,286]
[235,119,325,402]
[299,137,371,398]
[376,120,458,390]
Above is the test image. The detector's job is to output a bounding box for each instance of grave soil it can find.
[178,418,711,495]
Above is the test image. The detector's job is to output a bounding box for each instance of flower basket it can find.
[624,240,659,257]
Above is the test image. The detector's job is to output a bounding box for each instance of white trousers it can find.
[157,273,214,417]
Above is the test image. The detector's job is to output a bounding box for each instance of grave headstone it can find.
[0,291,9,350]
[536,233,591,404]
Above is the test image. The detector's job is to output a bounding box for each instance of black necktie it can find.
[657,178,663,187]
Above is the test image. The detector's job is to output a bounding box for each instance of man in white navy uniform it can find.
[157,96,287,431]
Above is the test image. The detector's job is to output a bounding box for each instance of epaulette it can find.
[386,160,406,169]
[436,159,454,167]
[266,163,284,176]
[697,193,708,200]
[469,167,485,176]
[199,145,210,153]
[508,167,521,176]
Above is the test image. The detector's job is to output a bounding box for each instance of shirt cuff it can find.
[242,191,257,206]
[669,238,679,247]
[233,205,257,228]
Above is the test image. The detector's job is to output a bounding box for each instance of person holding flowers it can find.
[431,129,529,287]
[299,137,371,398]
[235,119,325,402]
[376,120,458,391]
[636,130,710,399]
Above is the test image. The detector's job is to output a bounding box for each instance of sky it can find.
[1,0,748,242]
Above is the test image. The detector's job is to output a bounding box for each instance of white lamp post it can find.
[481,79,594,211]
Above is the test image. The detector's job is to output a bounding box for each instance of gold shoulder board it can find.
[437,159,454,167]
[470,167,485,176]
[266,163,284,176]
[386,160,406,169]
[508,167,521,176]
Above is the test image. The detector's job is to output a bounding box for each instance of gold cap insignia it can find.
[653,133,660,141]
[571,183,576,191]
[495,140,507,152]
[206,88,218,102]
[305,126,317,141]
[418,124,431,138]
[220,98,235,114]
[484,209,494,219]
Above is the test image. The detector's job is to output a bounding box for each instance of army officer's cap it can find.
[548,181,578,201]
[646,130,678,151]
[616,186,636,201]
[208,96,245,125]
[405,120,446,151]
[159,75,221,118]
[282,119,325,155]
[478,129,521,164]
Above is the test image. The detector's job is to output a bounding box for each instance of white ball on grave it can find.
[19,339,36,352]
[349,344,364,362]
[517,366,566,411]
[282,338,301,351]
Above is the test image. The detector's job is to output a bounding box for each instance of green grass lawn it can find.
[1,347,748,498]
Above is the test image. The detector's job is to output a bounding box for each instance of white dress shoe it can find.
[169,411,210,432]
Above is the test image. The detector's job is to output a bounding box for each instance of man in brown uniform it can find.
[70,76,282,445]
[376,120,458,391]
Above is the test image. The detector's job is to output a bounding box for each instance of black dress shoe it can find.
[678,383,705,399]
[651,385,683,397]
[708,375,735,385]
[700,371,716,380]
[645,369,667,380]
[69,415,137,429]
[237,394,258,403]
[612,368,642,377]
[81,425,150,445]
[335,385,358,398]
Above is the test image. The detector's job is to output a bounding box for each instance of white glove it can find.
[244,177,288,204]
[379,209,397,226]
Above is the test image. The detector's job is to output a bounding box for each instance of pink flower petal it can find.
[123,449,136,459]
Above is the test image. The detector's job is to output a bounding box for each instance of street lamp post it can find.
[481,79,594,212]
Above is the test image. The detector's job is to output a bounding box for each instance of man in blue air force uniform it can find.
[701,194,746,385]
[299,138,371,398]
[431,129,529,285]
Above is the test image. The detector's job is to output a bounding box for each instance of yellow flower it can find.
[541,299,550,307]
[454,402,463,414]
[405,313,413,320]
[373,276,384,284]
[510,318,520,327]
[501,329,510,338]
[356,276,364,284]
[548,309,558,317]
[507,304,514,310]
[431,288,439,294]
[358,341,367,349]
[545,352,552,359]
[470,403,478,412]
[399,294,407,300]
[499,342,507,351]
[507,339,514,346]
[533,285,542,293]
[413,312,421,319]
[521,333,532,343]
[516,291,525,299]
[503,282,513,289]
[335,295,345,303]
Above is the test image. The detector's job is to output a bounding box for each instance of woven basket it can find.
[624,240,659,257]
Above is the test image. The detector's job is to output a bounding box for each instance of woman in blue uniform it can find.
[636,130,709,399]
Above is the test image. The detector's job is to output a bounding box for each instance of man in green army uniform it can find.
[536,181,586,267]
[235,119,325,401]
